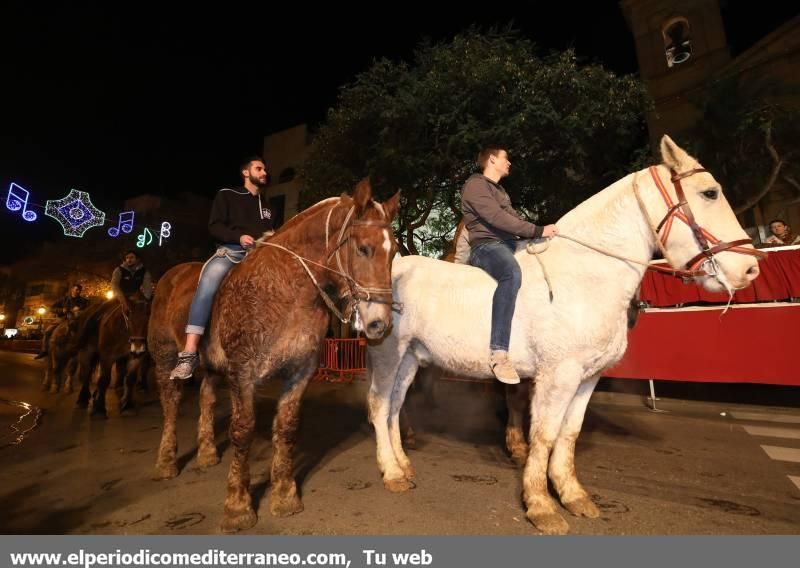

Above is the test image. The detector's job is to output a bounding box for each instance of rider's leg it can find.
[35,324,57,359]
[468,240,522,384]
[170,248,242,380]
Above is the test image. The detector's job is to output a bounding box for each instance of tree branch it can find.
[408,190,437,230]
[734,124,784,215]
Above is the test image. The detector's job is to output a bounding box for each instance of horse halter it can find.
[325,203,400,322]
[118,298,148,344]
[641,166,766,279]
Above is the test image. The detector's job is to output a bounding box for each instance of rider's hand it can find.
[240,234,255,248]
[542,224,559,239]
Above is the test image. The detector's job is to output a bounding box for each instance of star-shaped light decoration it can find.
[45,189,106,237]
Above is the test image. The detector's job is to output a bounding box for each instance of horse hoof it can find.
[510,450,527,468]
[196,449,221,468]
[399,463,416,480]
[120,405,137,417]
[153,464,179,480]
[75,398,89,409]
[403,435,417,449]
[526,511,569,535]
[384,477,415,493]
[563,496,600,518]
[220,509,257,533]
[269,494,304,517]
[89,407,107,419]
[49,385,59,394]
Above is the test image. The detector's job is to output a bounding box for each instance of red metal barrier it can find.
[315,302,800,386]
[314,338,367,383]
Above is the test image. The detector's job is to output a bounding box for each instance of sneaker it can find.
[489,350,521,385]
[170,351,199,381]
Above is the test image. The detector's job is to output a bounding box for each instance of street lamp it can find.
[37,307,46,335]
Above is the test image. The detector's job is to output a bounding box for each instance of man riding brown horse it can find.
[149,176,399,532]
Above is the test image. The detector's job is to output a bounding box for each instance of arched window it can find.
[662,17,692,68]
[278,168,296,184]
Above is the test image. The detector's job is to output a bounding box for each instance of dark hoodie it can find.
[460,174,543,246]
[208,187,275,245]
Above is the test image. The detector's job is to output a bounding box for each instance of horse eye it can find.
[702,190,718,200]
[357,245,371,257]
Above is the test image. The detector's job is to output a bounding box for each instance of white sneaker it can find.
[170,351,199,380]
[489,350,521,385]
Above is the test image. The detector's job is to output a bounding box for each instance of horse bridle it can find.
[641,166,766,279]
[118,299,149,345]
[325,203,401,322]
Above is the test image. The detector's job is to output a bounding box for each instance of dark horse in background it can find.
[41,307,90,395]
[68,294,151,416]
[148,180,399,532]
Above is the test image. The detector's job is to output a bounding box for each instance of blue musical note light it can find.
[45,189,106,237]
[108,211,135,237]
[6,183,38,222]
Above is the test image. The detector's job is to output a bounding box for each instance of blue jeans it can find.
[186,245,246,335]
[469,240,522,352]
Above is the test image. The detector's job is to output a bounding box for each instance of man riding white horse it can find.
[461,145,558,384]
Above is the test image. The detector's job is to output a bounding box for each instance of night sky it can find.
[1,2,796,264]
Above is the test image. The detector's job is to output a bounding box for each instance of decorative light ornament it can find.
[6,183,38,222]
[136,227,153,248]
[45,189,106,237]
[158,221,172,246]
[108,211,135,237]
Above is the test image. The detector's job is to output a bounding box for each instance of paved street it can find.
[1,351,799,535]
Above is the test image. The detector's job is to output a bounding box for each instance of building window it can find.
[278,168,296,184]
[662,17,692,68]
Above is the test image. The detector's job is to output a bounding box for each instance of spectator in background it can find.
[764,219,800,246]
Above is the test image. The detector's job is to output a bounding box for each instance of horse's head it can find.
[644,135,762,293]
[65,306,84,334]
[338,179,401,339]
[125,292,151,355]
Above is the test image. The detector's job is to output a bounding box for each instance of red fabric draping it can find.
[605,304,800,385]
[640,247,800,307]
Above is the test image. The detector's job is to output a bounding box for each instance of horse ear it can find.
[383,190,401,221]
[352,178,372,215]
[660,134,694,171]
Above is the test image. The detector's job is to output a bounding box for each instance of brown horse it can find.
[41,308,89,394]
[148,180,399,532]
[70,296,151,416]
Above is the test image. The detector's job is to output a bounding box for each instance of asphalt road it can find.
[1,351,799,535]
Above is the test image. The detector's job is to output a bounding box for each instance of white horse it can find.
[366,136,763,534]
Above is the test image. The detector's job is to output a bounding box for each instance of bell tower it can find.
[621,0,731,144]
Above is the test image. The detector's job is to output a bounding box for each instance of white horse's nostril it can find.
[745,265,760,280]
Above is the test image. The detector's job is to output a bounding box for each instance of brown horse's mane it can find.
[66,301,113,353]
[266,195,352,241]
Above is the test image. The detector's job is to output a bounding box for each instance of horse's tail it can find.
[441,219,467,263]
[148,261,203,350]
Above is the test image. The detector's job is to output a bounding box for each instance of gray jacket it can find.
[460,174,543,246]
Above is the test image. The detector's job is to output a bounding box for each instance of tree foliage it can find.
[301,28,652,256]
